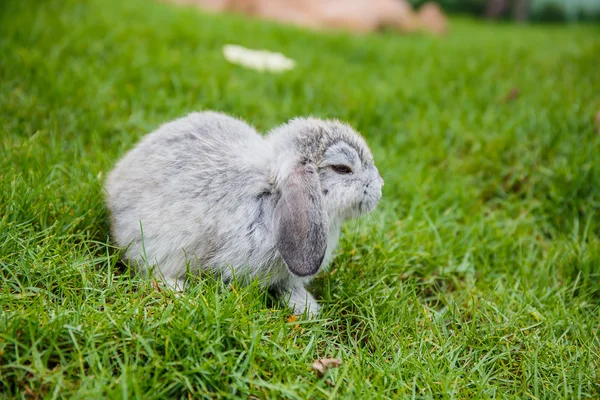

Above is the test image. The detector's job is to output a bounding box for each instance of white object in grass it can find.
[222,44,295,72]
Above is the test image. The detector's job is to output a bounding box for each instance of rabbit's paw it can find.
[287,285,320,318]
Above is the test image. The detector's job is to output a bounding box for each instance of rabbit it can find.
[105,111,383,316]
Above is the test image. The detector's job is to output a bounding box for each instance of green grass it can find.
[1,0,599,398]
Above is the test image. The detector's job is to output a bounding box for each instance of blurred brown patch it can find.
[503,87,520,103]
[418,2,448,35]
[165,0,449,35]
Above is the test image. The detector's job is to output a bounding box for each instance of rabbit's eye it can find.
[331,164,353,174]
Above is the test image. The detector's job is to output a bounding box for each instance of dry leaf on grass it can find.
[312,358,342,377]
[222,44,295,73]
[594,109,600,133]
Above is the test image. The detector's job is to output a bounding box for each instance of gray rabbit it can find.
[105,112,383,316]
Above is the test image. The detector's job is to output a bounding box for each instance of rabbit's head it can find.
[268,118,383,278]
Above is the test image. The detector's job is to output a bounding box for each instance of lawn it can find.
[1,0,599,398]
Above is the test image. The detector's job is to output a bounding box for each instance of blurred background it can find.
[164,0,600,45]
[419,0,600,22]
[171,0,600,33]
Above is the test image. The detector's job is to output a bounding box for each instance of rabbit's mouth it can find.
[357,192,381,216]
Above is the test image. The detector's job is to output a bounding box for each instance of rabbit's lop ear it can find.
[274,162,328,277]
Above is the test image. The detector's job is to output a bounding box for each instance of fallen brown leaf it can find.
[312,358,342,377]
[594,109,600,133]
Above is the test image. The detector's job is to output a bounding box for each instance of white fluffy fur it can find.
[105,111,382,316]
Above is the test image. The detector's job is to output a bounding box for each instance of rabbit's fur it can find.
[105,112,382,316]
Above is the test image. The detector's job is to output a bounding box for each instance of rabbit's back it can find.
[106,112,282,282]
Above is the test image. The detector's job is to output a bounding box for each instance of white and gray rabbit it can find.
[105,111,383,316]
